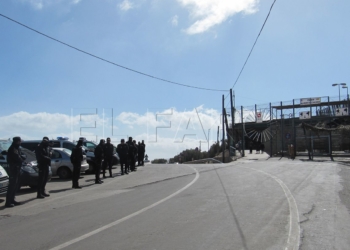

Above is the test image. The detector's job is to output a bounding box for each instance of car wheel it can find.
[57,167,72,179]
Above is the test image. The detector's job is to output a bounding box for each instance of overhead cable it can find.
[231,0,278,89]
[0,13,228,92]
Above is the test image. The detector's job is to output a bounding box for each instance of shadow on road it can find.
[213,166,248,250]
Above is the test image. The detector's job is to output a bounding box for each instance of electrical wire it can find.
[0,13,228,92]
[231,0,278,89]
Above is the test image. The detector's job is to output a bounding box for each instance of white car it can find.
[51,148,89,179]
[0,165,9,195]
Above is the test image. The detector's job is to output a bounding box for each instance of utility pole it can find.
[241,105,245,157]
[222,95,225,163]
[217,126,219,143]
[230,89,235,156]
[224,108,230,156]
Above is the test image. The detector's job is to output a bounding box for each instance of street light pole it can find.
[332,83,346,101]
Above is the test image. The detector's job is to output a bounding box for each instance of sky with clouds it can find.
[0,0,349,159]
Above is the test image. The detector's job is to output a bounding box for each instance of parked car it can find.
[0,141,35,167]
[0,139,52,190]
[2,161,52,190]
[21,137,95,166]
[0,164,9,195]
[51,148,89,179]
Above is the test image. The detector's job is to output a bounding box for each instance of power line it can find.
[232,0,278,89]
[0,13,228,92]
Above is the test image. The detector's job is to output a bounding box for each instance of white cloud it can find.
[119,0,134,11]
[171,15,179,26]
[0,108,224,159]
[177,0,259,34]
[116,107,221,134]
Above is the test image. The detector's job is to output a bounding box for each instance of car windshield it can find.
[62,148,72,155]
[0,140,12,151]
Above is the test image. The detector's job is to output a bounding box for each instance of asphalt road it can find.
[1,153,350,250]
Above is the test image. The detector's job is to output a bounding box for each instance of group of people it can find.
[4,136,146,208]
[93,137,146,184]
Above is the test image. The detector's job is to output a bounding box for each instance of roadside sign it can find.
[300,97,321,105]
[299,111,311,119]
[336,108,348,116]
[256,112,263,123]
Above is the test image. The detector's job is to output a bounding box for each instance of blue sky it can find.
[0,0,349,159]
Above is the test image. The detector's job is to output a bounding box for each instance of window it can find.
[63,142,75,151]
[51,150,62,159]
[85,142,96,150]
[62,148,72,155]
[51,141,61,148]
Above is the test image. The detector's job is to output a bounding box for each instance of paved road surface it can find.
[1,153,350,250]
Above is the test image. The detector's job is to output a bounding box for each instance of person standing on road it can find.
[261,143,265,154]
[103,137,114,178]
[256,142,260,154]
[5,137,26,208]
[117,139,129,175]
[249,141,253,154]
[137,142,141,166]
[138,141,145,166]
[133,140,138,168]
[70,139,84,189]
[35,138,51,198]
[94,139,105,184]
[126,137,137,172]
[141,140,146,166]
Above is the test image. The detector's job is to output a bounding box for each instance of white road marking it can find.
[241,166,300,250]
[49,165,199,250]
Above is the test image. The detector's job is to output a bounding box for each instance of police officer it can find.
[137,142,142,166]
[103,137,114,178]
[117,139,129,175]
[5,137,25,208]
[35,137,51,198]
[133,140,138,168]
[94,139,105,184]
[139,141,145,166]
[71,139,84,189]
[126,137,137,172]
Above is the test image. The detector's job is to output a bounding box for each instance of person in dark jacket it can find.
[35,138,51,198]
[5,137,26,208]
[141,140,146,166]
[138,142,145,166]
[71,139,84,189]
[249,141,253,154]
[94,139,105,184]
[103,137,114,178]
[116,139,129,175]
[126,137,137,172]
[133,140,138,168]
